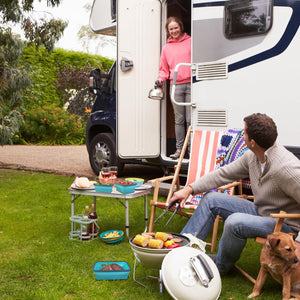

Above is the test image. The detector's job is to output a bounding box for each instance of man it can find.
[170,113,300,274]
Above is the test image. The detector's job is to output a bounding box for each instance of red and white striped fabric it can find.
[186,130,224,186]
[154,130,224,211]
[183,130,224,209]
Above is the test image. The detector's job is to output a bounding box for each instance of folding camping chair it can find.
[148,126,249,252]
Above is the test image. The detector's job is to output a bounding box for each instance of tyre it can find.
[88,133,123,176]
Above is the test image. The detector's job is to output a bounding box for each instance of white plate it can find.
[71,183,95,190]
[135,184,152,190]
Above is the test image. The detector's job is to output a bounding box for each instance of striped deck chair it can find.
[148,127,249,251]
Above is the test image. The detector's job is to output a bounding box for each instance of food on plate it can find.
[141,233,153,242]
[75,177,91,188]
[132,232,183,250]
[155,232,169,242]
[149,239,164,249]
[116,180,136,185]
[104,231,120,238]
[172,237,183,243]
[100,263,124,271]
[166,243,181,249]
[165,240,175,247]
[133,234,148,247]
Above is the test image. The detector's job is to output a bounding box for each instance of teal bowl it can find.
[100,230,124,244]
[125,177,144,187]
[94,183,113,193]
[115,181,137,194]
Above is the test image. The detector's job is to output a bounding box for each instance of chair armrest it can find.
[147,175,174,184]
[218,181,241,192]
[270,213,300,219]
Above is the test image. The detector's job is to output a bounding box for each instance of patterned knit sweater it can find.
[190,142,300,231]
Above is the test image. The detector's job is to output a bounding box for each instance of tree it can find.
[0,28,30,145]
[22,17,68,53]
[0,0,64,145]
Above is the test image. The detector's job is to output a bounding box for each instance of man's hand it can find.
[170,185,193,208]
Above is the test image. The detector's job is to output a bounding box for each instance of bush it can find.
[19,104,86,145]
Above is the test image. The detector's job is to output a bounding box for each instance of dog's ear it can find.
[289,233,296,240]
[269,238,281,249]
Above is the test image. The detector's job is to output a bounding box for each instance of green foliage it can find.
[22,17,68,53]
[19,104,85,145]
[0,27,31,145]
[52,48,113,71]
[0,0,62,23]
[21,45,60,109]
[21,46,113,111]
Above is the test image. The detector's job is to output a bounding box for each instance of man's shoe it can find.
[170,151,181,159]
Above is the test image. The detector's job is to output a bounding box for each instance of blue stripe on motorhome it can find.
[193,0,300,74]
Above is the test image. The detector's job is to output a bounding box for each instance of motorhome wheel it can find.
[89,133,123,175]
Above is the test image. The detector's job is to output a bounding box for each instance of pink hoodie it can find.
[158,33,191,84]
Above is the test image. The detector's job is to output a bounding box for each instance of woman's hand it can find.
[170,185,193,208]
[155,80,163,87]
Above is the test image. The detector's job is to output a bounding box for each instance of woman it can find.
[157,16,191,159]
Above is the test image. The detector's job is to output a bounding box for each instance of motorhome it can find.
[86,0,300,176]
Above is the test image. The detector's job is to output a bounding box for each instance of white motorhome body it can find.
[89,0,300,171]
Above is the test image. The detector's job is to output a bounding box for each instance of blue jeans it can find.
[181,192,296,273]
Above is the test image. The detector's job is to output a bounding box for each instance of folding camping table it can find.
[68,186,151,238]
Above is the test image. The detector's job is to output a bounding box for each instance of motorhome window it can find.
[111,0,116,21]
[224,0,273,39]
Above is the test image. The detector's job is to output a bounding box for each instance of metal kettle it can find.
[148,81,164,100]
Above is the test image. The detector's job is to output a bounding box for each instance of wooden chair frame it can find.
[148,126,245,252]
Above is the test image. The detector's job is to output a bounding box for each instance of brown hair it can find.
[165,16,184,37]
[244,113,278,149]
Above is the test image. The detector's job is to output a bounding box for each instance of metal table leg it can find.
[125,199,129,238]
[144,194,148,232]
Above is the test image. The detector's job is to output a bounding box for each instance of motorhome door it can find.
[117,0,161,158]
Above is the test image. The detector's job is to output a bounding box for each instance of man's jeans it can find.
[181,192,296,273]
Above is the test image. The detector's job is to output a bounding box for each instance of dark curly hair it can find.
[165,16,184,37]
[244,113,277,149]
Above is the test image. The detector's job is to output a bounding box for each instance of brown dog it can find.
[248,232,300,299]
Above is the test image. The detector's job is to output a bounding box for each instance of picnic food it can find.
[155,232,169,242]
[132,232,182,250]
[132,234,148,247]
[149,239,164,249]
[100,263,124,271]
[104,231,120,238]
[76,177,91,188]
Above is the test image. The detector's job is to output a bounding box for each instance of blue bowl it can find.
[94,183,113,193]
[115,181,137,194]
[125,177,144,187]
[100,230,124,244]
[93,261,131,280]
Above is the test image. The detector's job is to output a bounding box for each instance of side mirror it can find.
[89,68,102,95]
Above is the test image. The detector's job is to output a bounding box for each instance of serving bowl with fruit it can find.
[115,180,137,194]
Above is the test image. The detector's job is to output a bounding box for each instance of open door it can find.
[117,0,161,158]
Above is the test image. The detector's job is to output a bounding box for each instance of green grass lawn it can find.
[0,169,283,299]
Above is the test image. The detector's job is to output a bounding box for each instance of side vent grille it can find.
[197,110,227,127]
[196,62,227,81]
